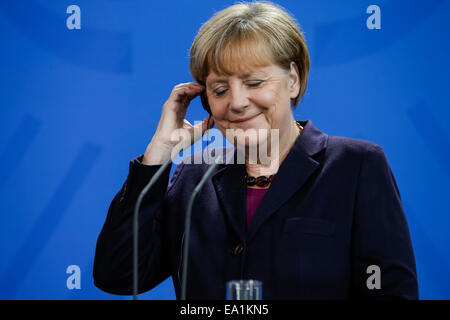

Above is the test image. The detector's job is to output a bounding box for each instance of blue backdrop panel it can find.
[0,0,449,299]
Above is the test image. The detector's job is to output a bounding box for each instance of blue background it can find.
[0,0,449,300]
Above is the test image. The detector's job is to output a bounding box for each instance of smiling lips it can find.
[231,113,260,123]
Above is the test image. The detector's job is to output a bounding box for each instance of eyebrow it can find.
[207,72,266,86]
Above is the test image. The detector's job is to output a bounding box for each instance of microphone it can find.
[181,153,223,300]
[133,157,171,300]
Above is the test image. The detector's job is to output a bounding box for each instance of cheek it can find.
[255,87,288,125]
[253,89,276,109]
[209,102,230,132]
[209,100,227,120]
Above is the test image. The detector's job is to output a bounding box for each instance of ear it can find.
[288,61,301,100]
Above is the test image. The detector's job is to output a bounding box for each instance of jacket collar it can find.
[211,120,328,243]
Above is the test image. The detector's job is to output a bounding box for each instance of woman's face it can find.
[205,62,300,149]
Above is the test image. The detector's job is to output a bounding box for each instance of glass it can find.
[226,280,263,300]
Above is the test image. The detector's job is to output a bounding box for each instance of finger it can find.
[173,83,204,94]
[174,82,204,88]
[172,86,204,104]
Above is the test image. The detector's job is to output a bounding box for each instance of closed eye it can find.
[213,81,264,97]
[214,89,227,97]
[247,81,264,87]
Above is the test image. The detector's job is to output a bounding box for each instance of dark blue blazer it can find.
[93,120,418,299]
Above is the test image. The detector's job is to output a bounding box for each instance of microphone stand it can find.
[133,158,171,300]
[181,154,223,300]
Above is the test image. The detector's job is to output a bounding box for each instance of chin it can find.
[234,131,270,152]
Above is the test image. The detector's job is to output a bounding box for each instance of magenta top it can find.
[246,187,268,229]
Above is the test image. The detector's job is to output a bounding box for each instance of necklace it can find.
[245,174,275,187]
[295,121,304,134]
[245,121,303,187]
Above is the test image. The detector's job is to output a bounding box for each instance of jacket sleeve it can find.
[350,144,419,299]
[93,154,184,295]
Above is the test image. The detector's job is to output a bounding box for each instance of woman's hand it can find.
[142,82,214,165]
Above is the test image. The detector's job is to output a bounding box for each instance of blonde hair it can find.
[189,1,310,107]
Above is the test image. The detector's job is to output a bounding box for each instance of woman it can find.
[93,1,418,299]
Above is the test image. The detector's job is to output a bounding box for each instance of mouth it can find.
[231,113,261,124]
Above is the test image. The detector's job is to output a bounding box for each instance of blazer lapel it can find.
[246,120,328,243]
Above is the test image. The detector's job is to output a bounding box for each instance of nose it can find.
[229,83,249,113]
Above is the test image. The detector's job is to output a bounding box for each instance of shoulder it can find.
[325,135,386,161]
[324,136,394,189]
[296,120,385,162]
[315,135,391,176]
